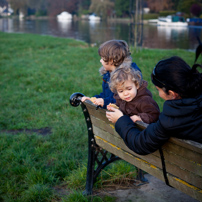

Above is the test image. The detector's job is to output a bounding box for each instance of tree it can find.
[47,0,79,16]
[78,0,91,15]
[190,3,202,17]
[66,0,79,14]
[0,0,7,7]
[114,0,130,17]
[47,0,65,16]
[28,0,48,16]
[9,0,48,16]
[89,0,114,20]
[177,0,196,16]
[147,0,173,13]
[9,0,29,15]
[171,0,180,10]
[80,0,91,10]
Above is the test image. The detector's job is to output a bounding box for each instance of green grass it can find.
[0,32,196,201]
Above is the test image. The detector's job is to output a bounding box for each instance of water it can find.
[1,17,202,50]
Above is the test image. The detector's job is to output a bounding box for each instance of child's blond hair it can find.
[109,63,142,93]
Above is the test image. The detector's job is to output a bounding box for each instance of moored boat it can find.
[157,15,188,27]
[187,18,202,26]
[88,14,101,21]
[57,11,72,21]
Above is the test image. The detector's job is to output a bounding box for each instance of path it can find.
[105,174,199,202]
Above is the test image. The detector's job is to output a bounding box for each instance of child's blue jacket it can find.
[94,62,141,109]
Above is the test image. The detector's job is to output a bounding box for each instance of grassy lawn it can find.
[0,32,195,202]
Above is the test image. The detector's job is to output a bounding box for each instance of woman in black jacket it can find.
[106,56,202,155]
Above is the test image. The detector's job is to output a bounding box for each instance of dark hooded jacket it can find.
[114,80,160,124]
[115,94,202,155]
[94,62,141,109]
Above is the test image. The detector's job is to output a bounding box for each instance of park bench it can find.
[70,92,202,201]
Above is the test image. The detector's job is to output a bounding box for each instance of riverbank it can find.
[0,32,195,202]
[2,15,149,24]
[0,14,154,25]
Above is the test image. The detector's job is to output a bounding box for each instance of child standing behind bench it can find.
[81,39,141,109]
[107,63,160,124]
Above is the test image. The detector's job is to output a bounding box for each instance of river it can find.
[1,17,202,50]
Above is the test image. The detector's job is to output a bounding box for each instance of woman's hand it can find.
[106,108,123,123]
[130,115,142,123]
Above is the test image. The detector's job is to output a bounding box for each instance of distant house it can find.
[143,1,150,14]
[0,4,13,16]
[144,7,150,14]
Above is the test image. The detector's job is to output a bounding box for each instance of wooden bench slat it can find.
[167,174,202,201]
[91,116,118,137]
[169,138,202,154]
[162,141,202,165]
[162,149,202,177]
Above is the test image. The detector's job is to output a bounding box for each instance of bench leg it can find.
[80,103,96,195]
[84,139,96,195]
[134,168,148,186]
[84,139,120,195]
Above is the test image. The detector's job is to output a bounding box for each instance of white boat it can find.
[88,14,101,21]
[157,15,188,27]
[57,11,72,21]
[148,19,158,23]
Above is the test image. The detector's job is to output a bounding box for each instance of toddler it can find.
[81,39,141,108]
[107,63,160,124]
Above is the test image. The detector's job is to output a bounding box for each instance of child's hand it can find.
[106,108,123,123]
[107,103,119,111]
[130,115,142,123]
[94,98,104,107]
[81,96,91,102]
